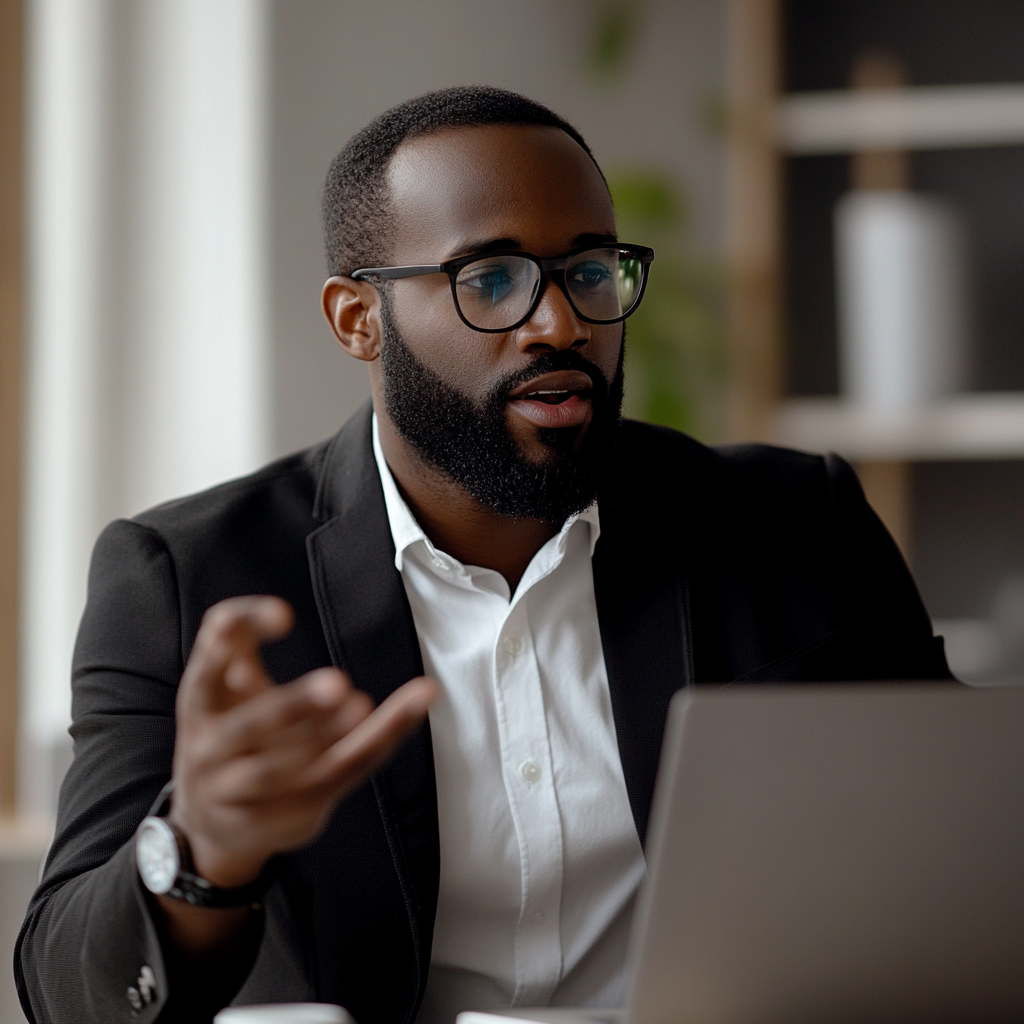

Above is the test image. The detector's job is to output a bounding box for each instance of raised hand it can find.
[158,595,435,953]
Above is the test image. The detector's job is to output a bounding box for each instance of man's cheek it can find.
[397,323,494,398]
[438,348,514,405]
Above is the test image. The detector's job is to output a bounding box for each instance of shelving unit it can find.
[725,1,1024,562]
[724,0,783,445]
[775,80,1024,466]
[775,81,1024,475]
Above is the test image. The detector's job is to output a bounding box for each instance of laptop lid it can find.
[626,685,1024,1024]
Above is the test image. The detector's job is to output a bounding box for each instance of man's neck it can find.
[375,411,559,594]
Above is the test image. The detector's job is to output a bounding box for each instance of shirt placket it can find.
[492,593,565,1006]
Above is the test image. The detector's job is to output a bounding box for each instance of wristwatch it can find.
[135,781,274,908]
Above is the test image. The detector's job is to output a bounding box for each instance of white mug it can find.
[215,1004,353,1024]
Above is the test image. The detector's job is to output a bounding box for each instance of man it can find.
[16,86,951,1024]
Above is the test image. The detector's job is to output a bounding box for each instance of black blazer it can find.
[16,406,951,1024]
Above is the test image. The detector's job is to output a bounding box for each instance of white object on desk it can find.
[215,1004,352,1024]
[835,189,968,412]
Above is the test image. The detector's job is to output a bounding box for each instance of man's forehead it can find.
[385,123,615,259]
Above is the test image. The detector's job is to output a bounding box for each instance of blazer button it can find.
[138,965,157,1004]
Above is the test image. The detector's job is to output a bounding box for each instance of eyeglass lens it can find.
[453,248,644,331]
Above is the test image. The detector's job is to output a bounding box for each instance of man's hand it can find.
[168,595,436,890]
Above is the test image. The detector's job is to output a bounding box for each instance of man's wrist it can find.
[165,786,269,888]
[182,832,269,890]
[137,782,274,905]
[137,817,274,906]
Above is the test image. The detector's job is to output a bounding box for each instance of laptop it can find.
[458,684,1024,1024]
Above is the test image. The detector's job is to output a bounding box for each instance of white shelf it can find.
[777,83,1024,154]
[775,393,1024,461]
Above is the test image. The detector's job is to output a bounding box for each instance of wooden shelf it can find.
[775,393,1024,461]
[777,83,1024,154]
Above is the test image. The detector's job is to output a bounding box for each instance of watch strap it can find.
[165,857,275,909]
[146,778,177,819]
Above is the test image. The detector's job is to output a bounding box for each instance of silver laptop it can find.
[458,684,1024,1024]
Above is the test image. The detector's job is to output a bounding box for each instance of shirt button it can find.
[431,556,450,571]
[521,760,541,784]
[532,910,545,924]
[503,637,523,656]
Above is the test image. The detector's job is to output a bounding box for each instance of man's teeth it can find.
[521,388,579,406]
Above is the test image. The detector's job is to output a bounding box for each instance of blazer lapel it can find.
[305,403,440,1002]
[593,473,694,849]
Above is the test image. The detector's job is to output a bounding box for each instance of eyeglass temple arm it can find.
[350,265,442,281]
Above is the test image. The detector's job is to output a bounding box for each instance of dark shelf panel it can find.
[785,0,1024,92]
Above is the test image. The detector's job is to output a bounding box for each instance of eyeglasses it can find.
[351,243,655,334]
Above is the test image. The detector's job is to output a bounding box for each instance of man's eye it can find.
[459,268,516,302]
[569,261,614,288]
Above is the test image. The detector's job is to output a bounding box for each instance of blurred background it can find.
[2,1,1024,1020]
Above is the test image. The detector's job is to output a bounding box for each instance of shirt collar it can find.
[371,412,600,573]
[372,413,430,571]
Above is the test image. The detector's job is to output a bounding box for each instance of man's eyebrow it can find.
[445,237,520,260]
[571,231,619,248]
[445,231,620,261]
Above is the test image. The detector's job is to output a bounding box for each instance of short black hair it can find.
[321,85,600,277]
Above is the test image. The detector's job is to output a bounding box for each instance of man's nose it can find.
[513,276,591,353]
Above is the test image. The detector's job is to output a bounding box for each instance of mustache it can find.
[489,349,611,406]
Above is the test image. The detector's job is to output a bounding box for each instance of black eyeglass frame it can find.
[350,243,655,334]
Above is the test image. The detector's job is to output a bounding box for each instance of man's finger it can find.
[232,677,373,757]
[207,707,369,803]
[207,668,364,760]
[305,677,437,795]
[179,596,295,715]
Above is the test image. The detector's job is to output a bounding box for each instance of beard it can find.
[378,290,624,524]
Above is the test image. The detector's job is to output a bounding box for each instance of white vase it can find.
[835,189,969,412]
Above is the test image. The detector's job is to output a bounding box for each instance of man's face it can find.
[376,124,624,521]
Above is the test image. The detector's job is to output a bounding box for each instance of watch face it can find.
[136,817,180,895]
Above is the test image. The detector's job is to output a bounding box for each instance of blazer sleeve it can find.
[824,453,954,682]
[15,519,263,1024]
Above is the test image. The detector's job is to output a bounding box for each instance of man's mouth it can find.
[521,387,587,405]
[507,370,595,428]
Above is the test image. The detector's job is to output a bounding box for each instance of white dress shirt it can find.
[371,417,646,1024]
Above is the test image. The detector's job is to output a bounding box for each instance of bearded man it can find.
[16,86,951,1024]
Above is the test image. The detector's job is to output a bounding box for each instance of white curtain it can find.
[23,0,271,815]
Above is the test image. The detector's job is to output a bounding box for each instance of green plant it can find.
[586,0,645,79]
[609,170,727,442]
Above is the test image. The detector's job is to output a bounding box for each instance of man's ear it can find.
[321,276,383,361]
